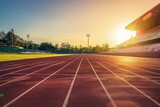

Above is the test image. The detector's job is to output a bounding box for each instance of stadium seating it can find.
[119,28,160,47]
[109,43,160,53]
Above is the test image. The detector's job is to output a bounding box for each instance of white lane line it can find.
[91,56,160,85]
[87,57,117,107]
[0,57,58,68]
[94,55,160,75]
[100,55,160,68]
[136,64,160,71]
[62,57,83,107]
[3,56,80,107]
[0,56,76,86]
[92,58,160,107]
[2,73,75,76]
[3,72,101,77]
[0,63,26,69]
[140,63,160,69]
[103,61,160,86]
[0,61,57,78]
[0,56,77,86]
[0,62,27,68]
[118,62,160,76]
[105,56,160,69]
[0,60,49,72]
[0,61,64,87]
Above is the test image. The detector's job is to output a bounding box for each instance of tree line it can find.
[0,29,109,53]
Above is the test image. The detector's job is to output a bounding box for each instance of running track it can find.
[0,54,160,107]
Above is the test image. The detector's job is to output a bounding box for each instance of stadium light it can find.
[27,34,30,42]
[86,34,91,52]
[11,29,14,47]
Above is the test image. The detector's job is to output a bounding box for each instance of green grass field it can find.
[0,54,71,62]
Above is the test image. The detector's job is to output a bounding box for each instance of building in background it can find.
[107,3,160,57]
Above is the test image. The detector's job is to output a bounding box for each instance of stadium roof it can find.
[125,3,160,31]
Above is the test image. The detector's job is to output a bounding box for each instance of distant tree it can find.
[102,43,109,51]
[60,42,71,53]
[79,45,84,53]
[70,45,75,53]
[0,29,110,53]
[0,31,5,39]
[5,29,16,46]
[32,43,39,50]
[0,31,7,45]
[39,42,55,52]
[15,35,25,47]
[74,45,79,53]
[54,44,59,52]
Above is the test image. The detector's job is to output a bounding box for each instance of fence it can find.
[0,46,50,53]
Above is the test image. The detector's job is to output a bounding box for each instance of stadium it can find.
[1,1,160,107]
[107,3,160,57]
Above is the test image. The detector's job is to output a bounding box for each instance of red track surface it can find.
[0,55,160,107]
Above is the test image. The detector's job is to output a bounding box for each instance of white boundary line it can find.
[94,55,160,75]
[3,56,80,107]
[0,62,27,69]
[103,61,160,86]
[0,61,27,68]
[0,55,63,68]
[101,55,160,69]
[62,56,83,107]
[0,61,57,78]
[136,64,160,71]
[91,57,160,107]
[0,56,76,87]
[118,62,160,75]
[0,61,64,87]
[140,63,160,69]
[0,60,48,72]
[87,57,117,107]
[92,56,160,85]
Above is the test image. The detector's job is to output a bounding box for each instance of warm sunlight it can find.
[115,27,136,44]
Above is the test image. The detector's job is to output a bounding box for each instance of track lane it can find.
[0,60,57,77]
[0,55,74,73]
[0,54,160,107]
[0,60,50,72]
[1,55,79,107]
[90,55,160,107]
[91,55,160,85]
[0,55,77,79]
[87,57,117,107]
[0,56,77,87]
[62,56,83,107]
[103,55,160,75]
[65,57,113,107]
[99,55,160,68]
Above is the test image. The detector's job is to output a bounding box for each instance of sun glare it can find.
[115,27,136,44]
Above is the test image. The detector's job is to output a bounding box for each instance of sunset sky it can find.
[0,0,159,47]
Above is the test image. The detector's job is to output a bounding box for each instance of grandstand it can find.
[107,3,160,57]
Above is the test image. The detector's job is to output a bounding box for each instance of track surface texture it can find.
[0,54,160,107]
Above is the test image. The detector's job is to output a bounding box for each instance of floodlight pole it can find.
[11,29,14,47]
[27,34,30,49]
[27,34,30,42]
[11,34,13,47]
[86,34,91,52]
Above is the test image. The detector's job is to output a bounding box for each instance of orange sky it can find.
[1,0,160,47]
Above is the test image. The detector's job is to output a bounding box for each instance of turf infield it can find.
[0,54,71,62]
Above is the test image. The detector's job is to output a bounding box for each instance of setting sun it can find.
[115,27,136,44]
